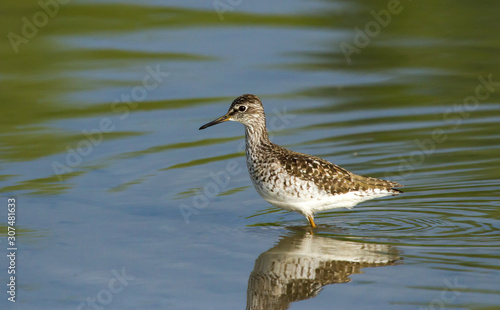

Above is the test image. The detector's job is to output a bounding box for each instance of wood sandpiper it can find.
[199,94,403,228]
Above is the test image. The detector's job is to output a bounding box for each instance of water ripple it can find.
[317,208,500,247]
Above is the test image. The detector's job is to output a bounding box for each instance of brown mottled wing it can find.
[274,146,403,195]
[274,148,356,195]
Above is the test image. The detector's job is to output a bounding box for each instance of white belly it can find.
[251,172,392,216]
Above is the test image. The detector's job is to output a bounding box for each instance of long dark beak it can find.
[199,113,231,130]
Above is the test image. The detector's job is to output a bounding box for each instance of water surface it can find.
[1,0,499,309]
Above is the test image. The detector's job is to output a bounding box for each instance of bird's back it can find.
[269,144,402,195]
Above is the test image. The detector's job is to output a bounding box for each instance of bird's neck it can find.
[244,122,270,154]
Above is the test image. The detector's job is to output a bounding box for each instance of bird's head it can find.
[199,94,265,130]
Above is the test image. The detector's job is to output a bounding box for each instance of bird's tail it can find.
[354,175,404,194]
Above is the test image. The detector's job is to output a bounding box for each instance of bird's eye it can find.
[239,106,247,112]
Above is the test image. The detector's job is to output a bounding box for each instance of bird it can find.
[199,94,403,228]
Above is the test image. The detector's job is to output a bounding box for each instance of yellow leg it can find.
[307,215,317,228]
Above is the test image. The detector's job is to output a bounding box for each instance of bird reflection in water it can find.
[246,230,401,310]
